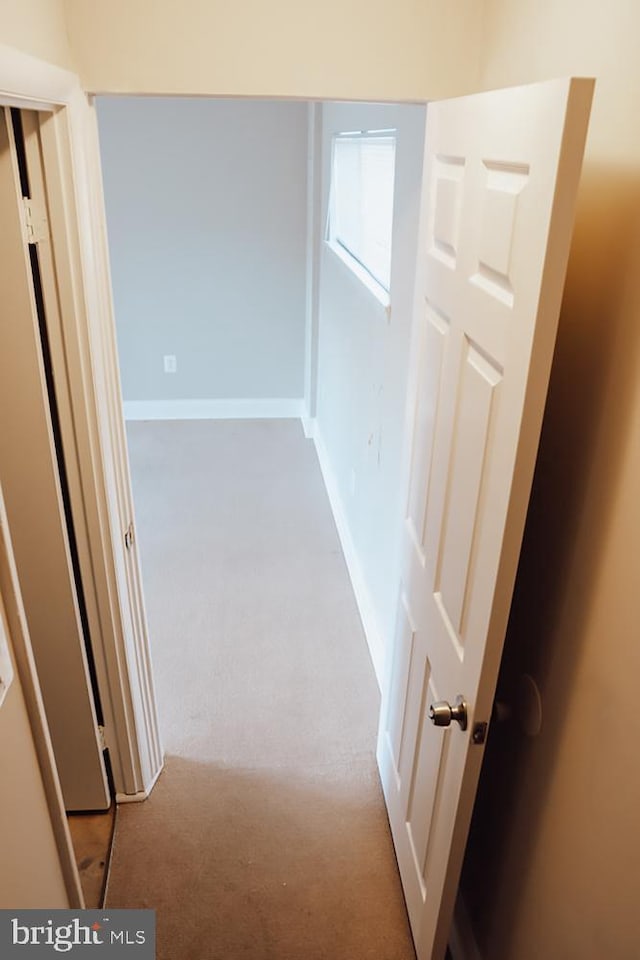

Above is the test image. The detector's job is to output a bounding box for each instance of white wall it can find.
[63,0,482,102]
[314,102,426,681]
[97,97,308,409]
[460,2,640,958]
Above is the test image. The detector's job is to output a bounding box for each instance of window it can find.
[327,130,396,302]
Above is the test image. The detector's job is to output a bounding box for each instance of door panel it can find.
[378,79,594,959]
[0,108,110,811]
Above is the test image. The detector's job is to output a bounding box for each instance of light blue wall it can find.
[315,101,427,657]
[97,98,308,403]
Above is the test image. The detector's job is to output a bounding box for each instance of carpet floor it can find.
[106,419,415,960]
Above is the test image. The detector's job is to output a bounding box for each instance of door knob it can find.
[429,695,468,731]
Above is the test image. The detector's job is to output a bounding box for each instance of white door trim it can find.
[0,42,163,803]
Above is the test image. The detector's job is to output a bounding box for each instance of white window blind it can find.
[330,133,396,293]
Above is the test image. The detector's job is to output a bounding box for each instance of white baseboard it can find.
[312,427,386,689]
[115,788,151,804]
[115,759,164,804]
[123,398,304,421]
[302,415,317,439]
[450,893,484,960]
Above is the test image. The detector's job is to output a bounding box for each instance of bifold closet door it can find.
[0,107,110,812]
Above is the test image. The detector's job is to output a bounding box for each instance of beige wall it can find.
[0,0,77,909]
[0,650,69,906]
[0,545,69,907]
[62,0,482,100]
[461,2,640,957]
[2,0,638,943]
[0,0,73,69]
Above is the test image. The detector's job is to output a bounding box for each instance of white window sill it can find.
[325,239,391,315]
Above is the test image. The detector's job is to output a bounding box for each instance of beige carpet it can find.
[106,419,415,960]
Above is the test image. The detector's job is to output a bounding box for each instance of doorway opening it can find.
[95,95,428,690]
[94,94,427,953]
[93,84,594,956]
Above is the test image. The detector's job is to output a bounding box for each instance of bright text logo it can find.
[0,911,155,958]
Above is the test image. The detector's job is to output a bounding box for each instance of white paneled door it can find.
[377,79,593,960]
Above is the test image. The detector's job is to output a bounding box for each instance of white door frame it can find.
[0,44,163,804]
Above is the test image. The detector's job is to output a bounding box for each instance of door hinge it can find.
[124,521,135,551]
[22,197,48,244]
[98,725,107,751]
